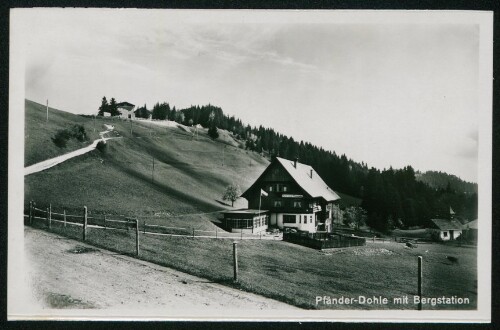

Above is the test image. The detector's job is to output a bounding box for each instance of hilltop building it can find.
[117,102,136,119]
[223,157,341,234]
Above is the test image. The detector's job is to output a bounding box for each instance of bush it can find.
[70,125,87,142]
[96,140,107,153]
[51,125,88,148]
[51,130,71,148]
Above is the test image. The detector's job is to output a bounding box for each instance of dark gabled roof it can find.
[224,209,269,215]
[464,219,478,230]
[242,157,340,202]
[116,101,135,107]
[430,219,463,231]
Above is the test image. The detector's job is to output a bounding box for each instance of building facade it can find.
[241,157,341,233]
[222,209,269,234]
[430,218,463,241]
[116,102,136,119]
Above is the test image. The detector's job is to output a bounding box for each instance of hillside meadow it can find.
[25,99,268,228]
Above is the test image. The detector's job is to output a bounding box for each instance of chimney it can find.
[310,169,313,179]
[294,157,298,168]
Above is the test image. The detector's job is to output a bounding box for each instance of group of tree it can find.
[97,96,120,116]
[415,170,478,194]
[116,97,477,231]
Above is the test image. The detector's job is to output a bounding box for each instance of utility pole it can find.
[152,156,155,183]
[46,99,49,122]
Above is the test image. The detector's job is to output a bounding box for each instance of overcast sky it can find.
[18,9,481,182]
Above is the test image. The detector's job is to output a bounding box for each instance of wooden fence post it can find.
[144,221,146,234]
[29,201,33,225]
[46,207,50,229]
[135,219,140,257]
[233,241,238,282]
[192,228,195,238]
[103,214,106,230]
[83,206,87,241]
[216,228,218,239]
[63,209,66,228]
[417,256,423,310]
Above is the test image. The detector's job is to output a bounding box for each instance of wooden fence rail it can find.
[28,207,280,241]
[25,201,283,260]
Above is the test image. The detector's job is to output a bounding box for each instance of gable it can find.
[242,157,340,202]
[241,160,308,199]
[261,164,294,182]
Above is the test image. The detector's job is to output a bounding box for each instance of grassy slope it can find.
[25,99,268,230]
[25,99,101,166]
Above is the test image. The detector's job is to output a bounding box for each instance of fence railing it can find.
[283,231,366,250]
[25,201,281,256]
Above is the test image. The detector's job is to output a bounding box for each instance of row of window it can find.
[283,214,313,224]
[273,200,303,208]
[268,184,288,193]
[272,200,320,209]
[225,217,269,229]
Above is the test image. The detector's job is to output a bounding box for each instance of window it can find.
[275,184,288,192]
[443,231,448,237]
[299,215,301,223]
[310,215,313,223]
[283,215,296,224]
[269,185,273,192]
[274,200,283,207]
[294,201,302,208]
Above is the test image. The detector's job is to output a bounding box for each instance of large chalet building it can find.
[223,157,340,234]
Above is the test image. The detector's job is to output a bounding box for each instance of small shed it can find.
[222,209,269,234]
[430,219,463,241]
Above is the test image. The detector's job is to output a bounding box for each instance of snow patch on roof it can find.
[275,157,340,202]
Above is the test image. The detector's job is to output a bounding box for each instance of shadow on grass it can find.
[215,199,231,207]
[108,157,220,213]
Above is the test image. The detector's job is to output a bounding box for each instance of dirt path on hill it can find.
[24,227,296,316]
[24,126,119,176]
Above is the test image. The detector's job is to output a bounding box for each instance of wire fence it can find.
[25,201,282,257]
